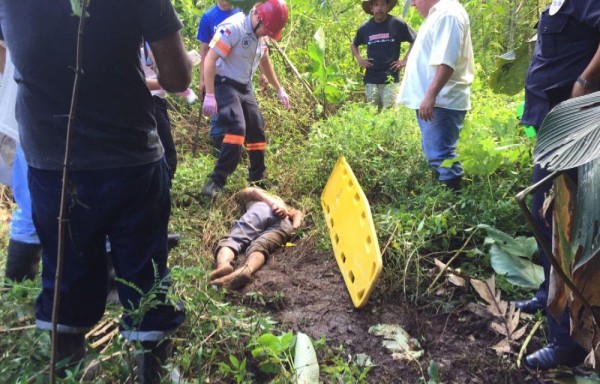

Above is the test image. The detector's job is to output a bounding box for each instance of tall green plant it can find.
[305,27,347,108]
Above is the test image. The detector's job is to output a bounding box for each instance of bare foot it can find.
[212,265,252,288]
[227,273,253,290]
[209,262,234,281]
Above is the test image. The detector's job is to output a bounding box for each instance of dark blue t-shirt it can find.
[522,1,600,128]
[0,0,183,170]
[353,15,416,84]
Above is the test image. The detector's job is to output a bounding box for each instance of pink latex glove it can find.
[277,87,290,110]
[203,93,217,116]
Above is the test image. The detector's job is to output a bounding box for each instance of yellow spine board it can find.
[321,156,383,308]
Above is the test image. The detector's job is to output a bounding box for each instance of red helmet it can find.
[256,0,289,41]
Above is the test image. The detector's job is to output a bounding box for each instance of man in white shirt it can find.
[397,0,474,191]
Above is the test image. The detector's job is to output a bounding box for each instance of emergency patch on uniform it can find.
[242,37,250,48]
[220,27,231,38]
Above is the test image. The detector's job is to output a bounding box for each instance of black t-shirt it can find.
[0,0,182,170]
[353,16,416,84]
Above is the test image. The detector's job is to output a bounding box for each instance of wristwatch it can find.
[577,76,596,90]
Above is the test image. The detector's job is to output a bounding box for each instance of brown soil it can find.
[228,242,596,383]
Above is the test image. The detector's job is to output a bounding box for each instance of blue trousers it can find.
[30,160,184,341]
[416,108,466,181]
[10,145,39,244]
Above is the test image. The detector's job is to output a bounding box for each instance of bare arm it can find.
[145,78,162,91]
[237,187,283,211]
[351,43,372,69]
[419,64,454,121]
[391,43,413,72]
[149,31,192,93]
[0,43,5,75]
[203,49,220,95]
[236,187,303,222]
[258,53,282,90]
[199,42,210,95]
[572,43,600,97]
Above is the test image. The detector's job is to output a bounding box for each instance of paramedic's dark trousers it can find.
[210,76,266,187]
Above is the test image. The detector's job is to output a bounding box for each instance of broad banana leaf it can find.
[570,252,600,356]
[547,173,575,321]
[573,158,600,270]
[546,161,600,363]
[534,91,600,171]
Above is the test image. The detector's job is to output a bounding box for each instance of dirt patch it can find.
[224,243,533,383]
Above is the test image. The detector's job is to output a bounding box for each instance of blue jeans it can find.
[210,115,225,138]
[10,145,39,244]
[30,160,184,341]
[416,108,466,181]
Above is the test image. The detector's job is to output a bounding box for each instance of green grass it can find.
[0,86,537,382]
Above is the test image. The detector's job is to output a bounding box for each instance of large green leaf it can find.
[307,42,323,64]
[313,27,325,57]
[478,224,538,260]
[489,244,544,289]
[478,224,543,289]
[534,91,600,171]
[573,158,600,270]
[488,43,531,96]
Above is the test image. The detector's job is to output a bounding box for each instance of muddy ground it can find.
[228,242,596,384]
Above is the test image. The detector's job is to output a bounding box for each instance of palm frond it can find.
[534,91,600,171]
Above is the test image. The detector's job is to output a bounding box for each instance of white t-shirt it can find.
[0,46,17,185]
[397,0,474,111]
[0,48,19,141]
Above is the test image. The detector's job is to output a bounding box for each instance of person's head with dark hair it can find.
[362,0,398,22]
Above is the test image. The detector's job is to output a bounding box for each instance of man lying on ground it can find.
[210,187,303,289]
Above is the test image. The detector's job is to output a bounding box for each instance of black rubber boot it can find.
[442,176,462,193]
[135,339,173,384]
[201,179,223,197]
[167,233,181,251]
[55,332,87,378]
[4,239,42,284]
